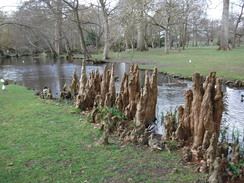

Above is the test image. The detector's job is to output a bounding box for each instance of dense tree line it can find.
[0,0,244,59]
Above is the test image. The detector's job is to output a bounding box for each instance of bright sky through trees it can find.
[0,0,241,19]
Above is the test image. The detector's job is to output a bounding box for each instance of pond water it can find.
[1,56,244,144]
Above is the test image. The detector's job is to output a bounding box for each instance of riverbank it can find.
[0,84,207,183]
[92,46,244,84]
[2,46,243,87]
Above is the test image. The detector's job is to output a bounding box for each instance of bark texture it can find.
[124,65,140,119]
[176,72,224,149]
[116,73,129,111]
[73,63,159,147]
[70,68,79,96]
[219,0,230,50]
[135,68,158,127]
[74,63,118,110]
[60,83,71,100]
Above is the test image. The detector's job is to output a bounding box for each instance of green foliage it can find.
[161,111,164,126]
[243,128,244,143]
[231,125,240,144]
[98,106,126,120]
[18,48,31,56]
[227,159,244,179]
[166,140,177,149]
[220,125,228,142]
[111,42,125,52]
[174,107,178,123]
[86,31,96,46]
[70,47,79,53]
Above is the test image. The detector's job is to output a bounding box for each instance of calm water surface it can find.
[0,56,243,142]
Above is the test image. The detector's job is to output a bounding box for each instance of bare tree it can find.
[232,0,244,48]
[136,0,148,51]
[13,0,59,56]
[62,0,91,60]
[146,0,179,54]
[98,0,115,59]
[0,11,12,50]
[86,4,104,50]
[42,0,64,55]
[219,0,230,50]
[116,0,137,51]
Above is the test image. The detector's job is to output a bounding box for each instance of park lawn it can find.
[0,84,207,183]
[92,46,244,80]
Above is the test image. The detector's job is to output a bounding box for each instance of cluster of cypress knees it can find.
[40,61,243,183]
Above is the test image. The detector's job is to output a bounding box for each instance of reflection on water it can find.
[222,87,244,143]
[0,56,244,142]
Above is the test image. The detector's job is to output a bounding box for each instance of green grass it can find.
[92,46,244,80]
[0,85,207,183]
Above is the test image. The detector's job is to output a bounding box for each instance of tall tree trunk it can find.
[75,12,90,60]
[63,0,90,60]
[54,17,63,55]
[232,2,244,48]
[99,0,110,60]
[137,21,147,51]
[96,36,100,50]
[102,18,110,59]
[164,29,169,54]
[219,0,230,50]
[182,21,188,50]
[136,3,147,52]
[43,0,63,55]
[131,40,134,51]
[41,33,58,57]
[54,0,63,55]
[237,35,241,47]
[125,36,129,50]
[152,41,155,48]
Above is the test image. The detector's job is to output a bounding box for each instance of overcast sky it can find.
[0,0,242,20]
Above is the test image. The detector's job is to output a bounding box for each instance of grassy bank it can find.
[0,85,206,183]
[92,46,244,80]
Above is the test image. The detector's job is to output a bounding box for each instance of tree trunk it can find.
[164,29,169,54]
[63,0,91,60]
[219,0,230,50]
[151,41,155,48]
[102,18,110,59]
[54,0,63,55]
[131,40,134,51]
[136,3,147,52]
[137,21,147,51]
[54,19,63,55]
[43,0,63,55]
[75,11,90,60]
[237,36,241,47]
[232,2,244,48]
[99,0,110,60]
[96,36,100,50]
[42,33,58,57]
[182,19,188,50]
[125,39,129,50]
